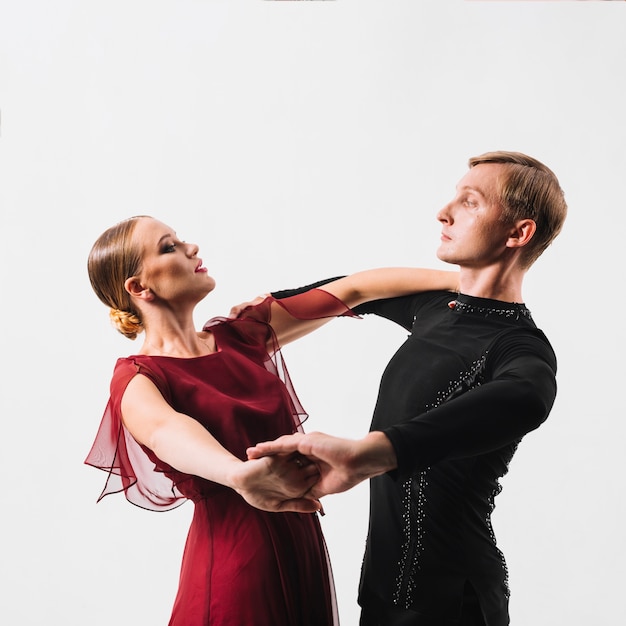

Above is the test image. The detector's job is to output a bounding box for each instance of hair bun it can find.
[109,308,143,340]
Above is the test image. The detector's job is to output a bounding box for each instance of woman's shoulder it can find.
[112,354,158,376]
[109,355,172,402]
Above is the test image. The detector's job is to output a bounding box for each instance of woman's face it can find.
[131,217,216,306]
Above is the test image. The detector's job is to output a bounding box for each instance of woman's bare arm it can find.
[270,267,458,346]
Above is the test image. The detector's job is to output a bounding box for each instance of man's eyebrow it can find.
[458,184,486,198]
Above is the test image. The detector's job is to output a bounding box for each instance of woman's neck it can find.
[139,310,216,357]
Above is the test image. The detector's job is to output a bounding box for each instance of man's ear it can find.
[506,219,536,250]
[124,277,154,302]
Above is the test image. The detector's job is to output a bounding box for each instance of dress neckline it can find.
[130,350,222,361]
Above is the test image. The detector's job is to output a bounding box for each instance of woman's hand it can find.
[228,295,269,318]
[229,452,324,514]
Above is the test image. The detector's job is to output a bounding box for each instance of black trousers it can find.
[359,583,486,626]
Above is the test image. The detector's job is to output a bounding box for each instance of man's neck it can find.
[457,265,526,303]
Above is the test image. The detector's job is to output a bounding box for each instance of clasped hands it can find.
[240,430,397,515]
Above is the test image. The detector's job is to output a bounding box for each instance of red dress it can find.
[85,291,352,625]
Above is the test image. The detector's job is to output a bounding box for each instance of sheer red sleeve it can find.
[84,359,187,511]
[270,288,359,321]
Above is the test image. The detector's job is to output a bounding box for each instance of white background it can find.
[1,1,624,624]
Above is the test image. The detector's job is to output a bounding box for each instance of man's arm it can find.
[248,330,557,495]
[386,330,557,479]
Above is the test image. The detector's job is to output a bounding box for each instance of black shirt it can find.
[353,291,557,625]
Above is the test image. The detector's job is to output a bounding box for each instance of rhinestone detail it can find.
[393,353,489,609]
[449,299,533,321]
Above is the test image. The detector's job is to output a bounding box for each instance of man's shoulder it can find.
[488,325,557,369]
[353,290,452,329]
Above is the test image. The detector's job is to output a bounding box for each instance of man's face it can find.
[436,163,515,269]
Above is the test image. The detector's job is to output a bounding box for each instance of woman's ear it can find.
[506,219,536,250]
[124,277,154,302]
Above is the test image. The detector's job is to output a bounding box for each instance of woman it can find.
[85,215,457,626]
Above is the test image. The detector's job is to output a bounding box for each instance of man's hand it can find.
[247,431,398,499]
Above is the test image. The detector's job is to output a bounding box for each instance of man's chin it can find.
[436,249,454,265]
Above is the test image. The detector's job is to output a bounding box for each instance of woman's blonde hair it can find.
[468,151,567,268]
[87,216,148,339]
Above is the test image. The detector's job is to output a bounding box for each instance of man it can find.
[248,151,567,626]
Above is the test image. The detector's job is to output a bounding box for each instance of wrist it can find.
[356,431,397,478]
[223,457,250,493]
